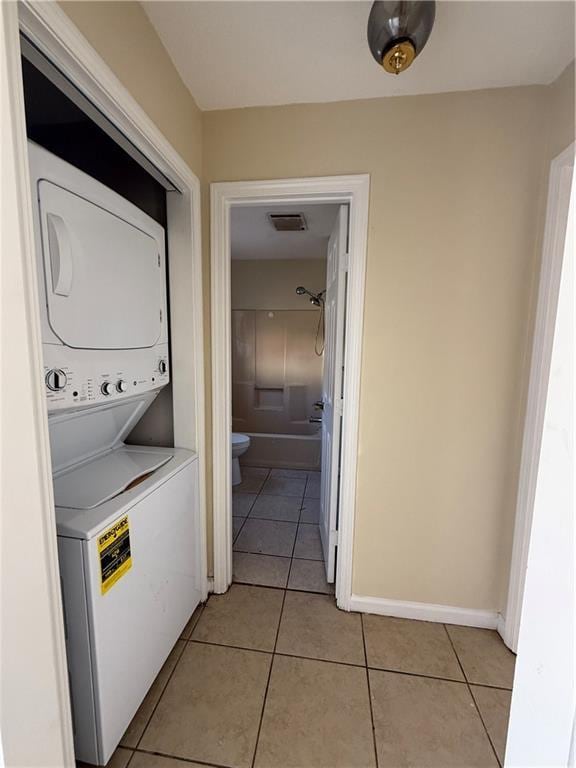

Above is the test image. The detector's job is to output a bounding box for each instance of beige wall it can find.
[204,85,556,611]
[546,62,575,161]
[60,1,203,177]
[232,258,326,310]
[54,3,576,612]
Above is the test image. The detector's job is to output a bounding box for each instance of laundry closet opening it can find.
[20,36,204,766]
[230,202,347,594]
[21,37,176,448]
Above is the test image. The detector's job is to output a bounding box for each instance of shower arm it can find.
[295,286,326,305]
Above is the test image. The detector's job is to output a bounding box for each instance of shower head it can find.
[295,285,325,306]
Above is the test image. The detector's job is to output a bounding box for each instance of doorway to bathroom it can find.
[211,176,370,607]
[230,203,337,593]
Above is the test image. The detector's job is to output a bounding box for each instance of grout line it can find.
[367,664,488,686]
[443,623,502,767]
[468,685,505,768]
[232,514,249,545]
[249,571,288,768]
[131,629,191,752]
[189,638,274,656]
[285,556,295,592]
[233,549,322,561]
[274,650,365,670]
[250,470,291,768]
[360,614,380,768]
[183,638,509,684]
[233,579,333,597]
[132,745,234,768]
[285,494,302,590]
[246,514,301,523]
[469,681,514,692]
[181,603,206,640]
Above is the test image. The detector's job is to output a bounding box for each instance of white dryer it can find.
[28,143,202,765]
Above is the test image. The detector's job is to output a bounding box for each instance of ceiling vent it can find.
[268,213,307,232]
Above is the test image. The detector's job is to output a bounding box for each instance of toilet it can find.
[231,433,251,485]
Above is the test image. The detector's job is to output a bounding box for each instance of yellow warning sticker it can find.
[98,515,132,594]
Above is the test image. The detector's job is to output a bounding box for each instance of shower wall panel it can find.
[232,309,323,435]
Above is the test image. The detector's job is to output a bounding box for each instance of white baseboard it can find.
[349,594,501,629]
[496,612,507,641]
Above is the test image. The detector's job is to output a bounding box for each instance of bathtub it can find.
[240,431,321,471]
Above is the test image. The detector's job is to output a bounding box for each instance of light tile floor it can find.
[232,467,331,594]
[79,466,516,768]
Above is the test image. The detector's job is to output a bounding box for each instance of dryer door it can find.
[38,180,163,349]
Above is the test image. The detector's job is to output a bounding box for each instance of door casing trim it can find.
[210,175,370,607]
[502,142,575,652]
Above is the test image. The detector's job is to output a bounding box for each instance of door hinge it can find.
[158,253,161,267]
[335,398,344,417]
[329,529,339,548]
[341,251,350,272]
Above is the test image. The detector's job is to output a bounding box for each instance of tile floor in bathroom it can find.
[79,466,516,768]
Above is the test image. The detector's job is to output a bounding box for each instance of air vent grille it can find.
[268,213,307,232]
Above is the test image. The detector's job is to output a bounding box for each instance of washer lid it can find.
[53,447,172,510]
[38,179,163,350]
[49,392,158,474]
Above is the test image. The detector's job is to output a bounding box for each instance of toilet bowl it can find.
[231,433,251,486]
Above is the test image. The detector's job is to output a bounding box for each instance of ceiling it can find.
[231,204,339,260]
[143,1,575,111]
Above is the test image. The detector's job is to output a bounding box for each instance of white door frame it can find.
[503,141,575,653]
[504,143,574,766]
[3,4,206,764]
[211,175,370,607]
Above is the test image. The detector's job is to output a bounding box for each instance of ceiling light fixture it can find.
[367,1,436,75]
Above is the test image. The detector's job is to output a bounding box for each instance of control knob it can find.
[116,379,128,393]
[101,381,113,396]
[46,369,67,392]
[158,359,167,375]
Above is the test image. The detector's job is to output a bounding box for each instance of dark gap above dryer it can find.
[21,55,167,228]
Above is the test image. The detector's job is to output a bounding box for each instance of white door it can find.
[319,205,348,582]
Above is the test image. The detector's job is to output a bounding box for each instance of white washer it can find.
[53,399,201,765]
[28,143,202,765]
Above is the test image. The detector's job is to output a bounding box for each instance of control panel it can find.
[43,344,169,412]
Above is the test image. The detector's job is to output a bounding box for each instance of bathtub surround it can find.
[231,310,323,431]
[59,2,574,617]
[240,432,321,472]
[231,258,326,469]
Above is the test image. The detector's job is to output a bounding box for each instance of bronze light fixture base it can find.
[382,40,416,74]
[367,1,435,75]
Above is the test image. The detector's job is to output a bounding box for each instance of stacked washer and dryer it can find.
[28,142,202,765]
